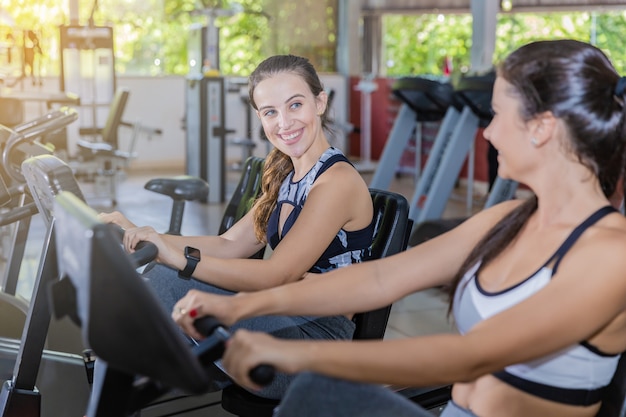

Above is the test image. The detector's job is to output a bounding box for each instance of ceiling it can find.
[361,0,626,14]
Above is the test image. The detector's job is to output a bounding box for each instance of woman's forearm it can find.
[191,256,297,291]
[232,259,400,321]
[298,335,476,387]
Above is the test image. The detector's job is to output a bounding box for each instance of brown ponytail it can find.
[252,148,293,243]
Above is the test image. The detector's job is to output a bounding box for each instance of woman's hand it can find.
[222,329,304,391]
[121,225,178,263]
[172,289,241,340]
[98,211,137,230]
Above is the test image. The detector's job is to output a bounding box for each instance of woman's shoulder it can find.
[582,209,626,249]
[316,159,367,189]
[470,199,525,223]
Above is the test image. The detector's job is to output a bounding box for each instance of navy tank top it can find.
[266,147,374,273]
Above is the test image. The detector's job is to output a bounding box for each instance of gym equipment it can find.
[220,187,412,417]
[0,107,155,417]
[369,76,453,193]
[0,27,44,89]
[193,316,275,386]
[597,354,626,417]
[217,156,265,235]
[227,79,257,171]
[185,5,255,204]
[353,74,378,172]
[64,87,163,206]
[50,191,270,417]
[143,175,210,236]
[122,159,412,416]
[371,72,517,229]
[185,16,229,204]
[0,151,164,417]
[2,108,78,184]
[406,73,520,246]
[1,107,79,296]
[100,156,259,416]
[59,24,116,136]
[0,153,97,417]
[144,155,262,242]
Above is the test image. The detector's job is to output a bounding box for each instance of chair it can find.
[72,87,161,206]
[76,87,130,156]
[69,87,131,206]
[220,188,412,417]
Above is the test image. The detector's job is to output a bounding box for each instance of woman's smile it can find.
[279,128,304,143]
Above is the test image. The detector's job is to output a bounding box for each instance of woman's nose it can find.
[277,112,293,129]
[482,122,492,141]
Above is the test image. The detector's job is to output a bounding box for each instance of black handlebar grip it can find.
[194,316,276,386]
[110,224,158,266]
[250,364,275,386]
[132,240,159,266]
[193,316,223,336]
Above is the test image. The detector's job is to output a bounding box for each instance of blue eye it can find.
[290,102,302,110]
[263,109,276,117]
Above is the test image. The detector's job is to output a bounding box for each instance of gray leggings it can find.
[274,372,436,417]
[440,400,479,417]
[142,263,356,400]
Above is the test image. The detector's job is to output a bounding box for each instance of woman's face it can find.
[483,76,534,180]
[253,72,327,158]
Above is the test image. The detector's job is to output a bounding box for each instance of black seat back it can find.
[597,354,626,417]
[219,156,265,235]
[353,189,410,340]
[101,87,131,148]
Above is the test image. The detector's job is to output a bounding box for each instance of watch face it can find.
[185,246,201,261]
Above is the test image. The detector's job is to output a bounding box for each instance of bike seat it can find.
[144,176,209,201]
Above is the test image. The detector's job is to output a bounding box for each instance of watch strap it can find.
[178,249,200,279]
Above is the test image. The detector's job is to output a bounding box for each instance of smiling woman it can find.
[98,53,375,401]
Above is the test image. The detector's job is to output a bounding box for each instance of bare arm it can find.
[221,227,626,391]
[99,207,265,259]
[123,163,373,292]
[174,200,519,338]
[177,164,372,291]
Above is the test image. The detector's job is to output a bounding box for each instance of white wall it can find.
[15,74,350,172]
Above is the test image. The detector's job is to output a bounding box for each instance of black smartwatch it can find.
[178,246,201,279]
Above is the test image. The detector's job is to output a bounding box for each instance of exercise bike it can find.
[50,190,273,417]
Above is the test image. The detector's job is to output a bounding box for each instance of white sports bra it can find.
[452,206,621,405]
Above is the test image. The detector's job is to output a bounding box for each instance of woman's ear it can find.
[316,90,329,116]
[531,111,558,146]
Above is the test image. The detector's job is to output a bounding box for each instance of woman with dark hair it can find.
[100,54,374,398]
[173,40,626,416]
